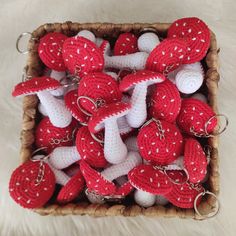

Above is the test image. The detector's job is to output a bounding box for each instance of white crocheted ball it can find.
[134,190,156,207]
[76,30,96,43]
[138,32,160,53]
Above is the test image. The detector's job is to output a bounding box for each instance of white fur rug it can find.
[0,0,236,235]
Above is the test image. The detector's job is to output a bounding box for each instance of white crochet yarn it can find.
[37,90,72,128]
[134,190,156,207]
[86,190,105,204]
[117,116,132,135]
[138,32,160,53]
[33,155,70,185]
[101,152,142,181]
[49,146,81,169]
[126,82,147,128]
[125,136,138,152]
[191,93,207,103]
[165,156,184,170]
[105,52,149,70]
[95,37,104,47]
[38,99,66,117]
[175,69,204,94]
[76,30,96,43]
[155,195,169,205]
[49,70,66,97]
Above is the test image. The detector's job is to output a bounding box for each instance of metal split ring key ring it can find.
[16,32,38,54]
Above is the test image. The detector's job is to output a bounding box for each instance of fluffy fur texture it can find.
[0,0,235,235]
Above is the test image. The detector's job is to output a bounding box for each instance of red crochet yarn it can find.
[137,119,183,165]
[114,33,138,55]
[149,80,181,123]
[9,160,55,209]
[168,17,210,64]
[12,76,60,97]
[75,126,108,168]
[64,89,89,124]
[35,117,76,153]
[80,160,116,196]
[62,36,104,77]
[57,170,85,204]
[115,181,134,196]
[128,164,172,194]
[165,182,204,208]
[78,72,122,114]
[38,32,68,71]
[146,38,187,73]
[184,138,207,183]
[177,98,217,136]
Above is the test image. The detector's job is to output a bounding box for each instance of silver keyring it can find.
[194,190,220,219]
[90,132,104,144]
[77,96,95,117]
[16,32,38,54]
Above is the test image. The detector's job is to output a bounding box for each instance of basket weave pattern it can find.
[20,22,220,219]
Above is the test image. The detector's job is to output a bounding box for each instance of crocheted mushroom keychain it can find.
[62,36,104,77]
[32,155,85,204]
[9,157,55,208]
[177,98,218,137]
[146,38,188,74]
[77,72,122,115]
[12,76,72,128]
[167,17,211,64]
[128,164,172,207]
[137,119,183,166]
[81,151,141,199]
[88,101,131,164]
[113,32,138,55]
[119,70,166,128]
[35,117,77,153]
[148,79,181,123]
[49,126,108,169]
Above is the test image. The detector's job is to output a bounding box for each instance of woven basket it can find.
[19,22,220,219]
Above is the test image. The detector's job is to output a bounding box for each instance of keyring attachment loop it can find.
[21,67,32,82]
[16,32,38,54]
[49,132,74,145]
[164,166,189,185]
[194,190,220,219]
[32,147,48,156]
[77,96,106,117]
[90,132,104,144]
[190,114,229,138]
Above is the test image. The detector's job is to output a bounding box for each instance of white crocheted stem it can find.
[126,82,147,128]
[155,195,169,205]
[104,119,128,164]
[117,116,132,135]
[101,151,142,181]
[175,69,204,94]
[38,99,65,117]
[49,146,81,169]
[104,52,148,70]
[76,30,96,43]
[138,32,160,53]
[50,70,66,97]
[37,90,72,128]
[191,93,207,103]
[125,136,138,152]
[134,190,156,207]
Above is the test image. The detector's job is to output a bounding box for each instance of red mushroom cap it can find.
[80,160,116,196]
[165,182,204,208]
[137,119,183,165]
[119,70,166,92]
[12,76,60,97]
[57,170,85,204]
[62,36,104,77]
[64,89,89,124]
[78,72,122,114]
[76,126,108,168]
[38,32,68,71]
[9,160,55,209]
[168,17,210,64]
[99,40,111,56]
[177,98,217,136]
[35,117,77,153]
[114,33,138,55]
[184,138,207,183]
[165,169,188,184]
[115,181,134,197]
[146,38,188,73]
[149,80,181,123]
[88,101,131,133]
[128,164,172,195]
